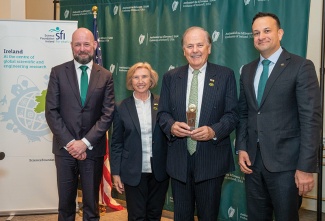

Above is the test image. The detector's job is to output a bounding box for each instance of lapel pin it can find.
[153,103,158,110]
[209,79,215,87]
[281,63,285,66]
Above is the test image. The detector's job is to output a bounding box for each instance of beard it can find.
[73,52,94,64]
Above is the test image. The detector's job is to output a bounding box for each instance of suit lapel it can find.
[247,60,259,108]
[248,59,259,106]
[151,94,159,132]
[199,63,217,126]
[175,66,189,123]
[260,50,290,107]
[65,61,82,106]
[126,96,141,135]
[84,63,100,106]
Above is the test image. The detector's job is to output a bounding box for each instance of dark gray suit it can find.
[236,49,321,220]
[110,94,169,220]
[45,60,115,221]
[158,62,238,220]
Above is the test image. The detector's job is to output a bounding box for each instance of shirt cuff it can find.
[64,139,75,150]
[82,138,93,150]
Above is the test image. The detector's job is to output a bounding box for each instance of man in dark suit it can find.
[236,12,322,220]
[45,28,115,221]
[157,26,239,220]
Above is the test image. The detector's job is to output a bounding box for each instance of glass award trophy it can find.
[186,104,197,131]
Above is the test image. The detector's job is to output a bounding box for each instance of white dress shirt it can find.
[134,91,153,173]
[186,63,207,126]
[254,47,283,98]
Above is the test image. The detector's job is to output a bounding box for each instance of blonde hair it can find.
[126,62,159,90]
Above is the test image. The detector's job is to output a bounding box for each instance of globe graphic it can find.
[9,87,50,137]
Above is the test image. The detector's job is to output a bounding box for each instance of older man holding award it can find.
[157,26,239,220]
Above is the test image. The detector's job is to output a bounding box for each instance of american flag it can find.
[92,12,102,66]
[100,133,124,211]
[92,8,123,211]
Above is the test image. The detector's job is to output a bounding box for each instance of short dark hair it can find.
[252,12,281,29]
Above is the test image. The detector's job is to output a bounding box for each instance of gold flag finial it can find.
[92,6,98,13]
[92,6,98,18]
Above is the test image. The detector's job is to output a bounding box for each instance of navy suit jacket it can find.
[157,62,239,183]
[110,94,168,186]
[236,49,321,173]
[45,60,115,158]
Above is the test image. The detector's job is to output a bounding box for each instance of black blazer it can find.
[236,49,322,173]
[45,60,115,158]
[157,62,239,183]
[110,94,168,186]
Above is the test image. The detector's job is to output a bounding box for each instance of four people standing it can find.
[110,62,169,221]
[45,28,115,221]
[46,13,322,220]
[157,26,239,220]
[236,12,322,220]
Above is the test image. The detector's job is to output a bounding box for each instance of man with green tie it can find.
[236,12,322,220]
[45,28,115,221]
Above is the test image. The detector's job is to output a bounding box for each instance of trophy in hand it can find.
[187,104,197,131]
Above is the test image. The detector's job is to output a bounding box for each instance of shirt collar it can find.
[74,59,93,70]
[259,47,283,65]
[189,62,207,74]
[133,91,151,103]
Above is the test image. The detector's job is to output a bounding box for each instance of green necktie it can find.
[80,65,88,106]
[187,69,199,155]
[257,59,271,106]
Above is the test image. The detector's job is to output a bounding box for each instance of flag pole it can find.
[92,5,98,19]
[53,0,60,20]
[92,5,123,212]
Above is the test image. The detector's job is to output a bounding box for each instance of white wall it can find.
[0,0,25,19]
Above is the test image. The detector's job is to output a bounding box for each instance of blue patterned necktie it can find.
[257,59,271,106]
[80,65,88,106]
[187,69,199,155]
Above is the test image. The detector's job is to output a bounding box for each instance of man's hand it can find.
[238,150,253,174]
[66,140,88,159]
[295,170,314,196]
[171,121,192,137]
[190,126,215,141]
[75,152,87,161]
[112,175,125,194]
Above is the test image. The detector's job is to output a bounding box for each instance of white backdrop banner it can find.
[0,20,77,215]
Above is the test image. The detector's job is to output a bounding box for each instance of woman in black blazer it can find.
[110,62,169,221]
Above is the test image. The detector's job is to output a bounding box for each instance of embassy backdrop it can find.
[60,0,310,220]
